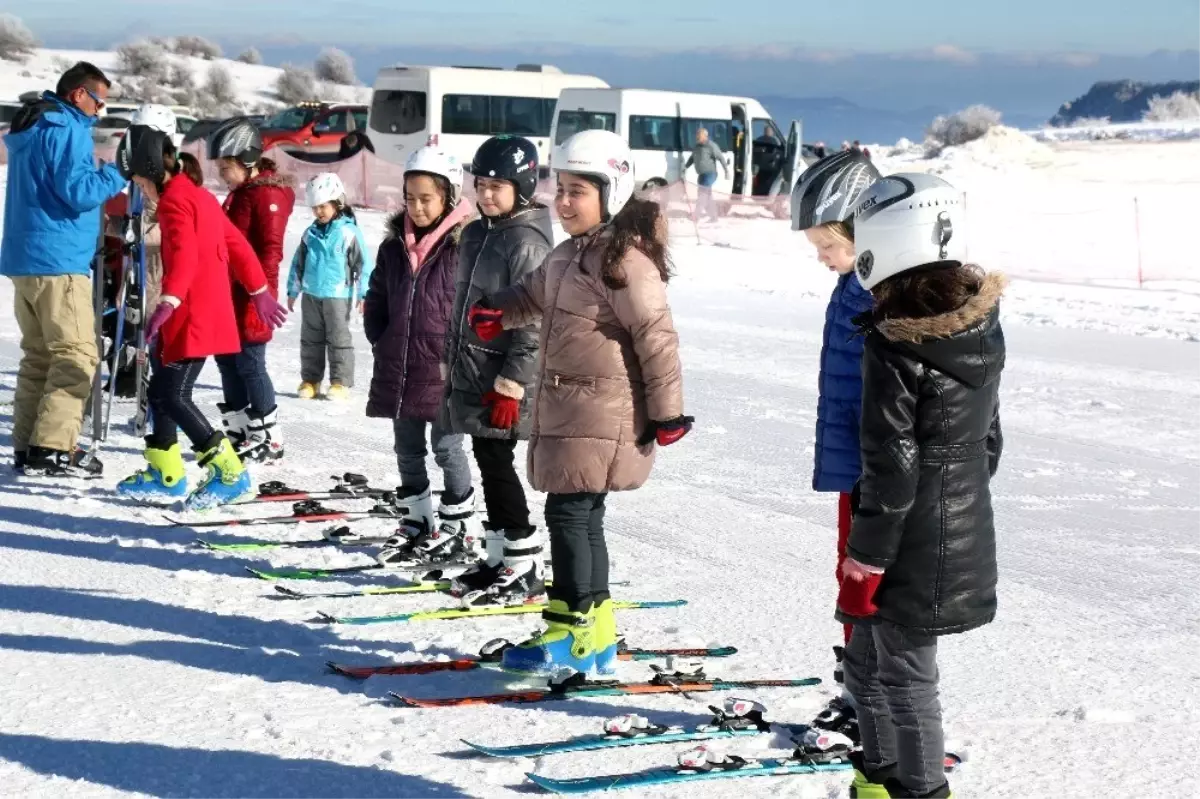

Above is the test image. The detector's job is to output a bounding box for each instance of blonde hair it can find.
[820,221,854,247]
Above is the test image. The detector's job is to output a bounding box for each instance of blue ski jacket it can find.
[286,213,371,301]
[0,92,127,278]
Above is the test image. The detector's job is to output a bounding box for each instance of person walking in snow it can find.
[208,117,295,461]
[287,173,371,401]
[365,146,478,567]
[440,135,554,608]
[683,126,728,222]
[467,130,690,676]
[839,172,1004,799]
[114,127,287,509]
[1,61,129,477]
[788,148,881,737]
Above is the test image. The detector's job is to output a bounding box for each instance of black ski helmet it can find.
[791,149,880,233]
[469,135,539,207]
[207,116,263,167]
[118,125,171,183]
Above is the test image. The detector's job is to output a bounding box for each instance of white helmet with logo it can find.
[852,172,967,291]
[306,172,346,208]
[553,129,635,220]
[131,104,177,137]
[404,146,464,206]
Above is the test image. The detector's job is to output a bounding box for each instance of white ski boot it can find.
[218,403,250,451]
[376,488,480,566]
[375,486,437,566]
[457,525,546,607]
[238,407,284,462]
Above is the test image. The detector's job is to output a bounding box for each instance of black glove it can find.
[637,415,695,447]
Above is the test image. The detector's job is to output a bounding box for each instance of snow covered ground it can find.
[0,129,1198,798]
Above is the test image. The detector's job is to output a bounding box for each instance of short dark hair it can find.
[56,62,112,99]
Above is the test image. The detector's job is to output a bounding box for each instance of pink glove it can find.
[250,290,288,329]
[145,301,175,343]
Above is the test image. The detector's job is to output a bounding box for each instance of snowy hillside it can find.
[0,47,370,111]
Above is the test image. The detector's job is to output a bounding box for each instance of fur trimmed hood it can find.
[877,271,1008,344]
[384,207,474,244]
[241,169,296,190]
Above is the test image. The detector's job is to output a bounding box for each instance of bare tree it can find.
[175,35,222,60]
[314,47,356,85]
[117,39,170,77]
[237,47,263,65]
[925,105,1002,155]
[0,13,38,63]
[276,64,317,104]
[204,63,239,116]
[171,63,199,108]
[1144,90,1200,122]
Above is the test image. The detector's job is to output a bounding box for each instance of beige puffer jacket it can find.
[492,226,684,495]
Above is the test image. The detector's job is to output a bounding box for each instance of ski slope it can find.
[0,136,1198,798]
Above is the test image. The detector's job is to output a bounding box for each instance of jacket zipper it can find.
[535,240,586,422]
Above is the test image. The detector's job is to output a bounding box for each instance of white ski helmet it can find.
[852,172,967,291]
[404,146,464,206]
[306,172,346,208]
[553,129,635,220]
[131,103,177,137]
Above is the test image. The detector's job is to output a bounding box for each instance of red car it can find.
[258,102,369,156]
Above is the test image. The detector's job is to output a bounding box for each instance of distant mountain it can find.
[1049,79,1200,126]
[758,95,1046,146]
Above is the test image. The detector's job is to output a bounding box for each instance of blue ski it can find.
[525,757,852,794]
[465,727,765,759]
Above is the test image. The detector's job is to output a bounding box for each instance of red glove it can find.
[836,553,883,619]
[468,304,504,342]
[483,391,520,429]
[637,415,694,447]
[145,301,175,343]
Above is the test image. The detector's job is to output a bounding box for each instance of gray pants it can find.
[392,417,471,501]
[300,295,354,386]
[843,621,945,795]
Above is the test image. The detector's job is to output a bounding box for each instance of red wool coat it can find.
[221,169,295,344]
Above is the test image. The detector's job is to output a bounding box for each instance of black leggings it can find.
[471,436,530,530]
[147,358,215,450]
[544,491,609,613]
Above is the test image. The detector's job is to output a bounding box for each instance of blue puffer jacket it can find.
[0,92,127,278]
[813,271,874,493]
[286,212,372,301]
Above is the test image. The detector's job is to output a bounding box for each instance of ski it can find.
[523,740,962,793]
[331,642,738,678]
[323,598,686,626]
[389,667,818,708]
[280,581,451,600]
[164,499,402,528]
[196,526,392,552]
[244,556,476,582]
[129,184,151,437]
[236,474,393,505]
[464,699,769,758]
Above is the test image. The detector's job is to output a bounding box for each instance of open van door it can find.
[768,119,805,219]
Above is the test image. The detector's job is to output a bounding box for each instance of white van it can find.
[368,64,608,175]
[550,87,803,208]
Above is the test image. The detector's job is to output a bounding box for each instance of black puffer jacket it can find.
[843,272,1007,636]
[439,206,553,439]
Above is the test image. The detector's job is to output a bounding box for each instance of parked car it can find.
[92,110,195,151]
[259,102,369,155]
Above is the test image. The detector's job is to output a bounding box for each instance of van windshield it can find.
[555,110,616,144]
[370,90,427,135]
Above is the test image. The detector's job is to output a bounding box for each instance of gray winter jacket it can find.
[684,140,729,177]
[439,205,554,439]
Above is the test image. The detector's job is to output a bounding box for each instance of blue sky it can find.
[21,0,1200,52]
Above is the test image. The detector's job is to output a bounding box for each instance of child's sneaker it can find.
[117,441,189,503]
[297,381,319,399]
[187,433,253,510]
[326,382,350,400]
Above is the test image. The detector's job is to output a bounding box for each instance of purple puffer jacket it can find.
[364,205,472,421]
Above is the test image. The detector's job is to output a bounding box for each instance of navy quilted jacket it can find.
[813,272,874,493]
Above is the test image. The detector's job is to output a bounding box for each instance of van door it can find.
[779,119,805,196]
[731,103,748,195]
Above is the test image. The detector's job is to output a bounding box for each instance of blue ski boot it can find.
[592,597,619,675]
[117,442,189,503]
[186,433,253,510]
[501,599,598,676]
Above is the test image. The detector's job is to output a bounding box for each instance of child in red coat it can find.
[116,127,287,509]
[207,117,296,462]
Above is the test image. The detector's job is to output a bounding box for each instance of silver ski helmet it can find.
[207,116,263,167]
[791,149,880,233]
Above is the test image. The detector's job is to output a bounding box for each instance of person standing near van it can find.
[683,127,728,222]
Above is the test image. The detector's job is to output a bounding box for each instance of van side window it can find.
[369,91,427,135]
[555,111,616,144]
[442,95,554,137]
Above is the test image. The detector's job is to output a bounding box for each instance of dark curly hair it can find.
[597,197,672,289]
[871,261,986,320]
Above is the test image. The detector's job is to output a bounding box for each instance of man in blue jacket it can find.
[0,62,130,477]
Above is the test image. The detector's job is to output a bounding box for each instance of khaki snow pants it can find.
[10,274,99,453]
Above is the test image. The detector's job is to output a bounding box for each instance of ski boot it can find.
[791,724,856,764]
[885,780,953,798]
[812,695,859,743]
[500,599,598,676]
[592,595,619,675]
[238,407,284,462]
[374,486,438,566]
[449,524,505,596]
[458,525,547,608]
[22,445,103,478]
[117,441,189,503]
[12,450,26,473]
[297,381,319,399]
[848,751,898,799]
[325,382,350,401]
[187,433,253,510]
[218,403,250,451]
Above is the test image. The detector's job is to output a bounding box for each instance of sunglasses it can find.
[83,87,106,110]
